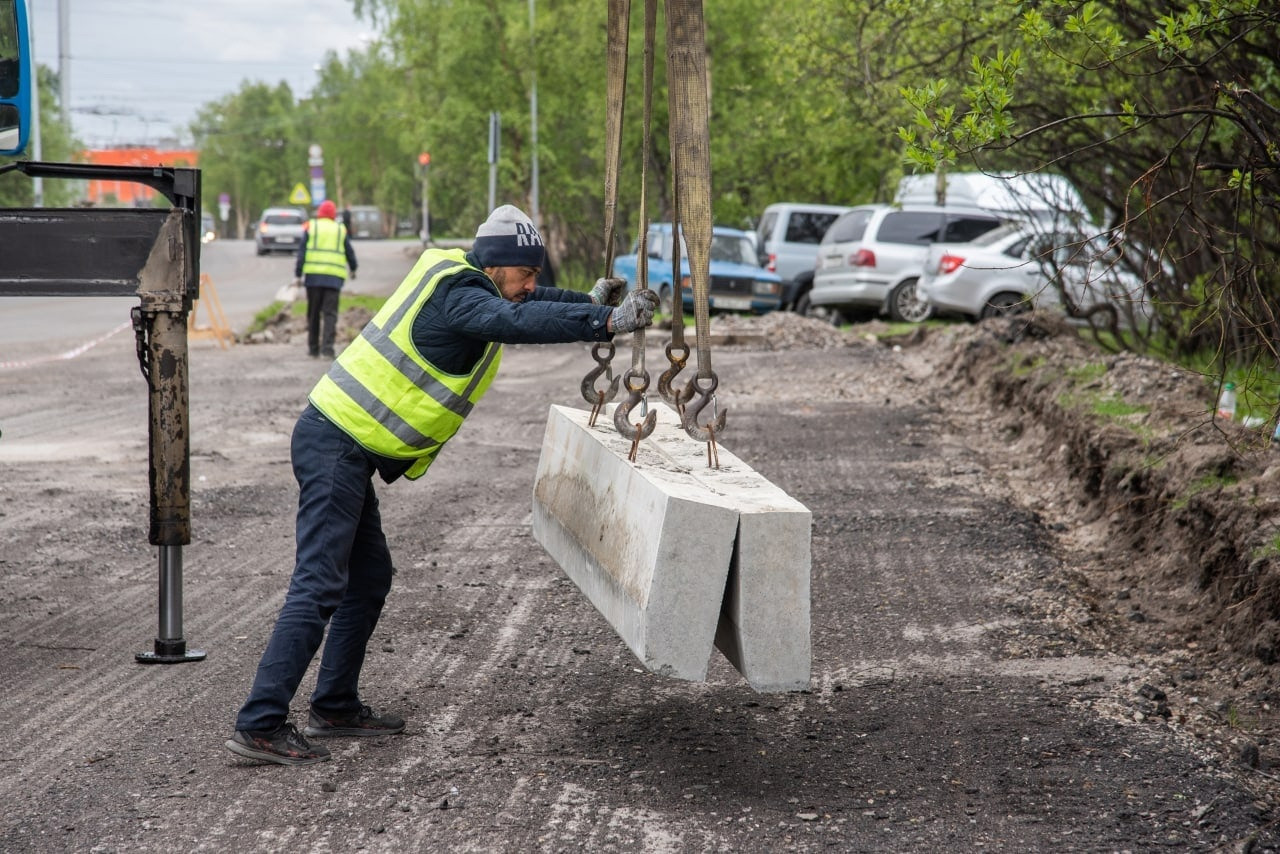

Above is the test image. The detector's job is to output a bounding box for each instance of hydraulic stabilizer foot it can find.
[135,545,205,664]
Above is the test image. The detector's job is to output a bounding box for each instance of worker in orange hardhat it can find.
[294,199,358,358]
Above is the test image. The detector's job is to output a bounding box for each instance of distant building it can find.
[79,147,199,206]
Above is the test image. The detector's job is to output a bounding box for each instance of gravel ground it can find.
[0,308,1276,852]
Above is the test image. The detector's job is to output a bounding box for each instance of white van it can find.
[895,171,1093,228]
[754,203,853,310]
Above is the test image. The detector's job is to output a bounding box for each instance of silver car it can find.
[754,202,854,311]
[810,204,1004,323]
[918,223,1153,326]
[254,207,307,255]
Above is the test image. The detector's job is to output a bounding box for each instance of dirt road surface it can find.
[1,269,1277,851]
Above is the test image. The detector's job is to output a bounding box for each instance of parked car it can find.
[613,223,783,315]
[917,222,1154,327]
[347,205,387,239]
[254,207,307,255]
[200,211,216,244]
[808,204,1005,323]
[754,202,853,311]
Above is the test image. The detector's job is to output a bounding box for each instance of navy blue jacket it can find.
[412,251,612,374]
[359,250,613,481]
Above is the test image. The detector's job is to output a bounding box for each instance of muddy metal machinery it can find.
[0,163,206,665]
[2,3,204,664]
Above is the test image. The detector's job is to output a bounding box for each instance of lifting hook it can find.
[681,371,727,444]
[614,367,658,460]
[657,340,690,407]
[581,341,621,427]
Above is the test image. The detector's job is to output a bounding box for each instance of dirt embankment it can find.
[701,310,1280,771]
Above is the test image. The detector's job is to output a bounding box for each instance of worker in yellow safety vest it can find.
[294,199,358,358]
[227,205,659,766]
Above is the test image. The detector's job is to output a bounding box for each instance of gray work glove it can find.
[588,276,627,306]
[609,288,660,334]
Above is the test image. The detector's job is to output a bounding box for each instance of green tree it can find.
[191,81,306,237]
[303,46,417,231]
[899,0,1280,366]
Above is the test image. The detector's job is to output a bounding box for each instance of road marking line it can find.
[0,320,132,370]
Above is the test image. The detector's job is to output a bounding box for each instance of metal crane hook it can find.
[614,368,658,452]
[580,341,621,407]
[657,340,690,406]
[681,371,727,443]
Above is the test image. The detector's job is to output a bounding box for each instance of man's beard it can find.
[490,268,525,302]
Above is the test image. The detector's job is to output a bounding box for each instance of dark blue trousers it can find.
[234,405,395,733]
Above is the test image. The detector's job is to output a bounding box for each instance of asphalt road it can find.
[0,237,419,360]
[0,254,1276,852]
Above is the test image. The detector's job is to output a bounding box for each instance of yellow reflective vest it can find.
[308,248,502,479]
[301,218,349,279]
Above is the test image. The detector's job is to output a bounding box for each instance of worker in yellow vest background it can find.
[294,199,358,359]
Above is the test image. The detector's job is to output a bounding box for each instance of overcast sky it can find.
[30,0,376,149]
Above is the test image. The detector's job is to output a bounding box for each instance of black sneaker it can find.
[225,723,331,766]
[303,704,406,737]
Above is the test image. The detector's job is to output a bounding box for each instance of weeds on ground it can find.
[1049,360,1153,437]
[246,294,387,336]
[1170,473,1241,510]
[1252,534,1280,561]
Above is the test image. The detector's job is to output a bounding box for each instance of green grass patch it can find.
[1252,533,1280,561]
[1050,362,1152,437]
[1091,396,1149,419]
[1064,362,1106,384]
[869,319,950,337]
[246,293,387,336]
[1008,353,1048,377]
[1170,473,1240,510]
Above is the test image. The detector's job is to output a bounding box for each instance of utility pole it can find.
[58,0,70,127]
[528,0,540,232]
[487,111,500,212]
[418,151,431,245]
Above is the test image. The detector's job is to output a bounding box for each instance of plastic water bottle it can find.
[1216,382,1237,420]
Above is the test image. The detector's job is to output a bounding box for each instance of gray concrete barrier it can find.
[532,403,811,691]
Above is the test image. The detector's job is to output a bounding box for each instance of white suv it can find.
[809,204,1005,322]
[754,202,853,310]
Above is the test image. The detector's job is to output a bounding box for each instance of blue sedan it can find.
[613,223,782,315]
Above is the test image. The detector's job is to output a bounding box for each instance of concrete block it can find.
[533,400,813,692]
[532,404,739,681]
[644,404,812,692]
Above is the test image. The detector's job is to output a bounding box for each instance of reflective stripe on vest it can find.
[301,218,348,279]
[308,248,503,479]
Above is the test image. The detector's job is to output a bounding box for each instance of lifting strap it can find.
[584,0,726,458]
[664,0,726,446]
[581,0,632,417]
[613,0,659,454]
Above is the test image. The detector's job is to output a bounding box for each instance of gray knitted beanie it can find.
[473,205,545,268]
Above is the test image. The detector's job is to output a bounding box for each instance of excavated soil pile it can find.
[934,312,1280,670]
[243,302,375,347]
